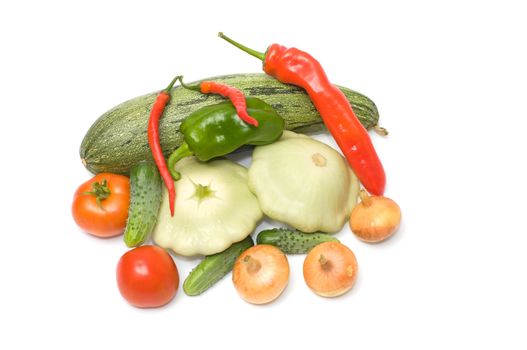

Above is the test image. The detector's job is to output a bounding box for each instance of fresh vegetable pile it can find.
[73,33,402,307]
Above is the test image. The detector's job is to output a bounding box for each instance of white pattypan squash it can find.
[153,157,262,256]
[248,131,359,233]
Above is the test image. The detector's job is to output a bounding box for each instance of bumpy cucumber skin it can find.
[183,236,254,296]
[256,228,339,254]
[123,161,162,247]
[80,73,380,174]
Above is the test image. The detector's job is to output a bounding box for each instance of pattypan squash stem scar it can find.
[311,153,327,167]
[189,179,217,205]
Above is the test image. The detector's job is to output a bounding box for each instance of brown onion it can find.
[350,190,401,243]
[232,244,290,304]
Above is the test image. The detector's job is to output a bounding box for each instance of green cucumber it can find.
[183,236,254,296]
[123,161,162,247]
[256,228,339,254]
[80,73,380,174]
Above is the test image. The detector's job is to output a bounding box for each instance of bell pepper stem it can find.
[168,142,194,180]
[176,76,201,92]
[218,32,265,61]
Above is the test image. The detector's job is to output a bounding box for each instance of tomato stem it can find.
[83,179,111,209]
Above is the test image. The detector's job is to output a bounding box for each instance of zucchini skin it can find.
[183,236,254,296]
[123,161,162,247]
[256,228,339,254]
[80,73,379,174]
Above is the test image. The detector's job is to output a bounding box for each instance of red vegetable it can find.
[178,77,258,126]
[116,245,179,308]
[218,33,386,195]
[147,76,180,216]
[72,173,130,238]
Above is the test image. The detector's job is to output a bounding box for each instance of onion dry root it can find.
[303,242,358,297]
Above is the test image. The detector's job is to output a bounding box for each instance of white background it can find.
[1,0,526,349]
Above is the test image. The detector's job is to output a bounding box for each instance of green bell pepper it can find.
[168,97,284,180]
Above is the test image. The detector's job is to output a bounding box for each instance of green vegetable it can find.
[256,228,339,254]
[153,157,262,256]
[123,161,162,247]
[249,131,360,233]
[80,73,380,174]
[183,236,254,296]
[168,97,284,180]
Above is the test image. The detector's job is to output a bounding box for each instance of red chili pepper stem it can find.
[176,76,201,92]
[218,32,265,61]
[162,75,181,94]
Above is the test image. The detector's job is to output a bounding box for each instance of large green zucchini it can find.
[80,73,379,174]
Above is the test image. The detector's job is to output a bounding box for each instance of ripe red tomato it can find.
[72,173,130,237]
[116,246,179,308]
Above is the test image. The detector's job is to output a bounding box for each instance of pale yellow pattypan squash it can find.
[153,157,262,256]
[248,131,360,233]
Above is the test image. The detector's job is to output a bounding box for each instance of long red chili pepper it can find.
[218,33,386,195]
[178,77,258,127]
[148,75,180,216]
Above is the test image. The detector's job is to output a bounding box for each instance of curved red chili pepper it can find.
[219,33,386,195]
[201,81,259,127]
[147,76,180,216]
[178,77,258,127]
